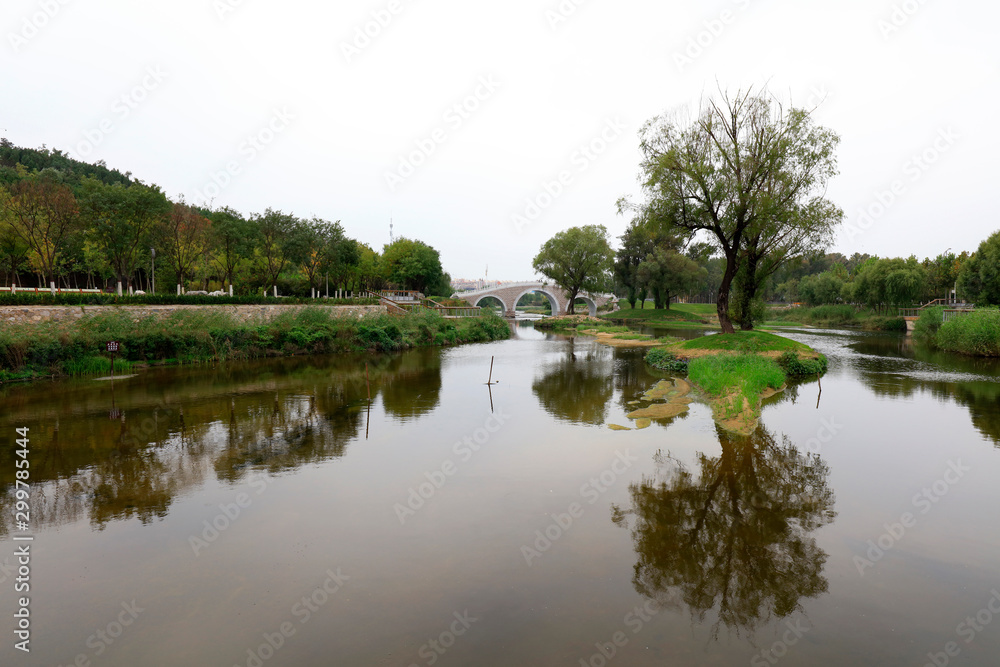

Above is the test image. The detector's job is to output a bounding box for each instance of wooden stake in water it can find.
[486,356,495,385]
[365,361,372,439]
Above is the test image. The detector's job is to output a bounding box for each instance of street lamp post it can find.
[151,248,156,294]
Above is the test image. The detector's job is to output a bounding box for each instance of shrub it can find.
[777,351,828,376]
[935,309,1000,356]
[912,306,943,342]
[645,347,689,373]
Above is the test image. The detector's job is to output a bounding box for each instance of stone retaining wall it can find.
[0,304,387,326]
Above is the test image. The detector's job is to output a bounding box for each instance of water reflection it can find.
[612,425,836,637]
[0,351,444,534]
[843,335,1000,445]
[531,340,614,425]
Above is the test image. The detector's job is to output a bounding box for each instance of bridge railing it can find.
[943,309,975,323]
[900,300,976,318]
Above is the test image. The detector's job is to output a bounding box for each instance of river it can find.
[2,321,999,666]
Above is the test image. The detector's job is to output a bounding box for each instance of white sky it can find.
[3,0,997,280]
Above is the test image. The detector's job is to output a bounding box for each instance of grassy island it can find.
[640,331,826,435]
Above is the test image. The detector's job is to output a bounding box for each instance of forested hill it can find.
[0,138,132,188]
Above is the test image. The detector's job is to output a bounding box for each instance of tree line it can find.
[0,140,451,297]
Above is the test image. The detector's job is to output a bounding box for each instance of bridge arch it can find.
[473,294,508,312]
[514,288,562,316]
[573,294,598,317]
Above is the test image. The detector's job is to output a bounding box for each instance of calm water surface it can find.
[2,323,1000,666]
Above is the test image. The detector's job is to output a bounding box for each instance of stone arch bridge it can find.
[452,282,618,318]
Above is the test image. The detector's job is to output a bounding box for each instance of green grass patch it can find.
[676,331,812,354]
[64,355,136,376]
[582,324,631,334]
[670,303,719,316]
[688,354,786,421]
[601,308,705,324]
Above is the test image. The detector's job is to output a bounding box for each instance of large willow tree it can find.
[627,88,843,332]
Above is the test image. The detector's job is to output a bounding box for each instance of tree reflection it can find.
[0,349,443,532]
[532,341,614,425]
[612,425,835,637]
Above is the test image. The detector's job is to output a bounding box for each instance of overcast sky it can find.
[3,0,997,281]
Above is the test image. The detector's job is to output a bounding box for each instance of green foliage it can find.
[864,315,907,332]
[0,139,132,187]
[777,351,828,376]
[935,309,1000,356]
[532,225,614,314]
[798,271,845,306]
[78,177,172,283]
[851,256,927,313]
[912,306,943,342]
[614,222,654,308]
[381,237,446,294]
[645,347,688,372]
[637,246,707,309]
[957,230,1000,305]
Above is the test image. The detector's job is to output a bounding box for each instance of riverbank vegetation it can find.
[764,304,906,331]
[928,309,1000,357]
[0,308,510,383]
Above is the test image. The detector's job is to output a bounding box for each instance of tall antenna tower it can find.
[389,216,394,244]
